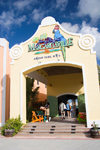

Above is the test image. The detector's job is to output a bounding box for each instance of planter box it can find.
[90,128,100,138]
[4,129,15,137]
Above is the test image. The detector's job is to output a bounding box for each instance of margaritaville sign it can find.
[28,25,73,61]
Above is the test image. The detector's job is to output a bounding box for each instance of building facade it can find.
[0,17,100,128]
[0,39,10,126]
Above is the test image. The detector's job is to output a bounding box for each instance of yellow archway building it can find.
[10,17,100,128]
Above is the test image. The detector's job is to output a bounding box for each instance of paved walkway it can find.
[0,136,100,150]
[0,118,100,150]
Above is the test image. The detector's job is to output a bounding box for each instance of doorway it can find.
[58,94,78,117]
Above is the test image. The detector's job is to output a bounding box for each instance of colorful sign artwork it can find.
[28,25,73,61]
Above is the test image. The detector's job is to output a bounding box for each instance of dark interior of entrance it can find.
[58,94,78,117]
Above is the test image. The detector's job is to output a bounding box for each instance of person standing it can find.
[66,101,71,118]
[45,102,50,121]
[40,102,50,122]
[59,102,66,119]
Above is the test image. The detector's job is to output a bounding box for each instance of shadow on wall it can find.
[1,74,10,121]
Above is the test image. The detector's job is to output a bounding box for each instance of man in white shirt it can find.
[59,102,66,119]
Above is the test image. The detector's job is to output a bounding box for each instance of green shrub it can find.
[1,116,23,136]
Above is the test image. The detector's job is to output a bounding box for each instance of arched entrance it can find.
[57,94,78,117]
[20,62,83,122]
[9,17,100,128]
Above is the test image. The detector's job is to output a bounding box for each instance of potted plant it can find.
[1,116,23,137]
[90,121,100,138]
[4,128,15,137]
[1,120,15,137]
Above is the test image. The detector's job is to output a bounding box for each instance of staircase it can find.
[16,118,90,137]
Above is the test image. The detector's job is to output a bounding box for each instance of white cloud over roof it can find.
[61,21,100,60]
[56,0,68,11]
[0,11,26,29]
[77,0,100,23]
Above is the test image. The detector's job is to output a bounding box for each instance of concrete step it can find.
[25,123,86,127]
[23,126,89,129]
[21,129,89,132]
[17,132,90,136]
[19,130,90,134]
[21,125,89,130]
[16,120,90,137]
[22,123,88,130]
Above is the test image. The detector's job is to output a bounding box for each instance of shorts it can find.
[45,108,50,116]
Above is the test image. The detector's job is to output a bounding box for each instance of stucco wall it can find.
[0,39,10,126]
[47,73,83,97]
[33,80,47,102]
[0,46,3,125]
[9,17,100,127]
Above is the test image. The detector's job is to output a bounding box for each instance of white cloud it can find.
[0,11,26,29]
[79,22,100,59]
[13,0,35,10]
[61,22,80,33]
[31,9,45,23]
[15,15,26,26]
[56,0,68,11]
[77,0,100,22]
[61,21,100,60]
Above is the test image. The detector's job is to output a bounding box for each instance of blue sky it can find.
[0,0,100,64]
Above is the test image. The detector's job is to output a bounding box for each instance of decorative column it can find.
[0,38,9,126]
